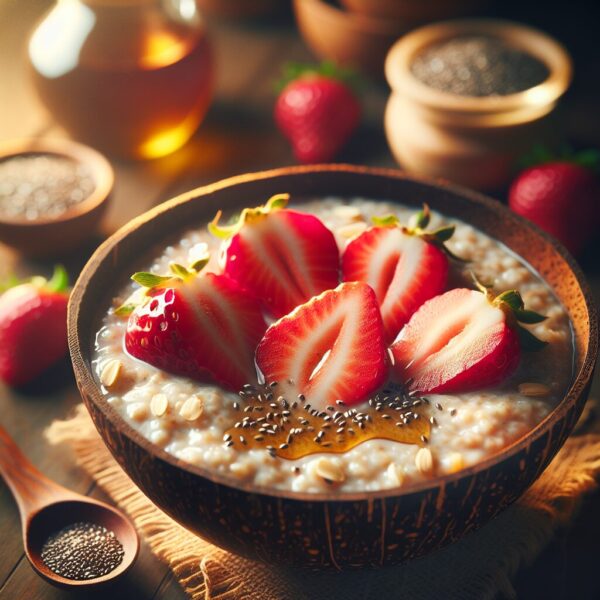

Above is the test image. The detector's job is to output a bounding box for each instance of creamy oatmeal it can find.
[93,198,573,493]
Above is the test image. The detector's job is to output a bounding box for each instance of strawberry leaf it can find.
[190,256,210,272]
[408,204,431,230]
[514,308,547,324]
[431,225,455,243]
[496,290,524,311]
[517,324,548,351]
[372,214,400,227]
[47,265,69,293]
[209,194,290,239]
[114,303,136,317]
[170,263,192,279]
[275,61,363,95]
[131,272,172,288]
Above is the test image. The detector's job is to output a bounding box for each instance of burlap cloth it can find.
[46,401,600,600]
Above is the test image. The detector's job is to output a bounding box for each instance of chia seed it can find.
[0,154,95,221]
[411,35,549,97]
[40,522,124,580]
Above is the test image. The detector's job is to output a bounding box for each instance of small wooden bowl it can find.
[339,0,486,22]
[384,19,573,189]
[69,165,597,569]
[0,138,113,257]
[293,0,410,77]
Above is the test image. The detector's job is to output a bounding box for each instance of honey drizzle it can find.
[223,385,431,459]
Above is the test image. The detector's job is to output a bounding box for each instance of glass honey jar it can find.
[28,0,214,159]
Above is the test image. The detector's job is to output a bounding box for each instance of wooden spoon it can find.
[0,424,139,588]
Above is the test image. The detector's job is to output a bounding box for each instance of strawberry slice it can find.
[390,285,547,394]
[342,205,462,343]
[255,281,388,410]
[209,194,339,319]
[121,258,267,390]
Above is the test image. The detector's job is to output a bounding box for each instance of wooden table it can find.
[1,1,599,598]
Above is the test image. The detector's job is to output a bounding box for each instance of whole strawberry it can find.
[509,154,600,256]
[0,266,69,386]
[274,62,361,163]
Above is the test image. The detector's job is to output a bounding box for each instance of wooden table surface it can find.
[1,1,599,598]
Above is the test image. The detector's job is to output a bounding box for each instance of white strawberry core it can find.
[379,234,426,315]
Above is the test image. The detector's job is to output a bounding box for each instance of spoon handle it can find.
[0,424,71,519]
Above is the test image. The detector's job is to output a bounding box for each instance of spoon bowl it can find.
[0,425,139,589]
[25,499,140,588]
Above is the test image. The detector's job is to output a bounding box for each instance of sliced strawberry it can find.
[255,282,388,409]
[342,205,460,342]
[123,261,267,390]
[209,194,339,319]
[390,286,547,394]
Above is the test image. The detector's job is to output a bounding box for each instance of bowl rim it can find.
[294,0,410,34]
[385,18,573,116]
[69,164,598,503]
[0,138,114,227]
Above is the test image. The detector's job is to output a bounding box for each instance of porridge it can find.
[93,197,573,493]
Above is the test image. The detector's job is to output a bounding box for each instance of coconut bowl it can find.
[69,165,597,570]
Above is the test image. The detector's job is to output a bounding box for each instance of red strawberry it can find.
[0,266,69,386]
[274,63,361,163]
[509,160,600,256]
[255,282,388,410]
[342,205,460,343]
[390,285,547,394]
[122,260,267,390]
[209,194,339,319]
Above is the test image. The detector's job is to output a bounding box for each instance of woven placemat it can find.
[46,403,600,600]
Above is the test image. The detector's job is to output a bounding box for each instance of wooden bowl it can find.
[293,0,411,77]
[68,165,597,569]
[0,138,113,257]
[384,19,573,190]
[339,0,487,22]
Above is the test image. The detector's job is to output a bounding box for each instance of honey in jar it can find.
[28,0,214,159]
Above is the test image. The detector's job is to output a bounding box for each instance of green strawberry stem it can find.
[471,273,548,351]
[208,194,289,240]
[275,61,363,95]
[372,204,466,262]
[0,265,68,294]
[518,143,600,173]
[115,258,210,317]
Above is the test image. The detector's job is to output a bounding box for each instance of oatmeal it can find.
[93,198,573,493]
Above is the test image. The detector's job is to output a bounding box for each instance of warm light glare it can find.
[522,84,555,107]
[138,111,201,158]
[141,32,189,70]
[29,0,95,78]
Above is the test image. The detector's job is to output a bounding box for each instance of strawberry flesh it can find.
[390,288,521,394]
[220,209,339,318]
[125,273,267,390]
[342,227,448,342]
[255,282,388,409]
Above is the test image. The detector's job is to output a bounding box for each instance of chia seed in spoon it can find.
[41,521,124,580]
[410,35,550,97]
